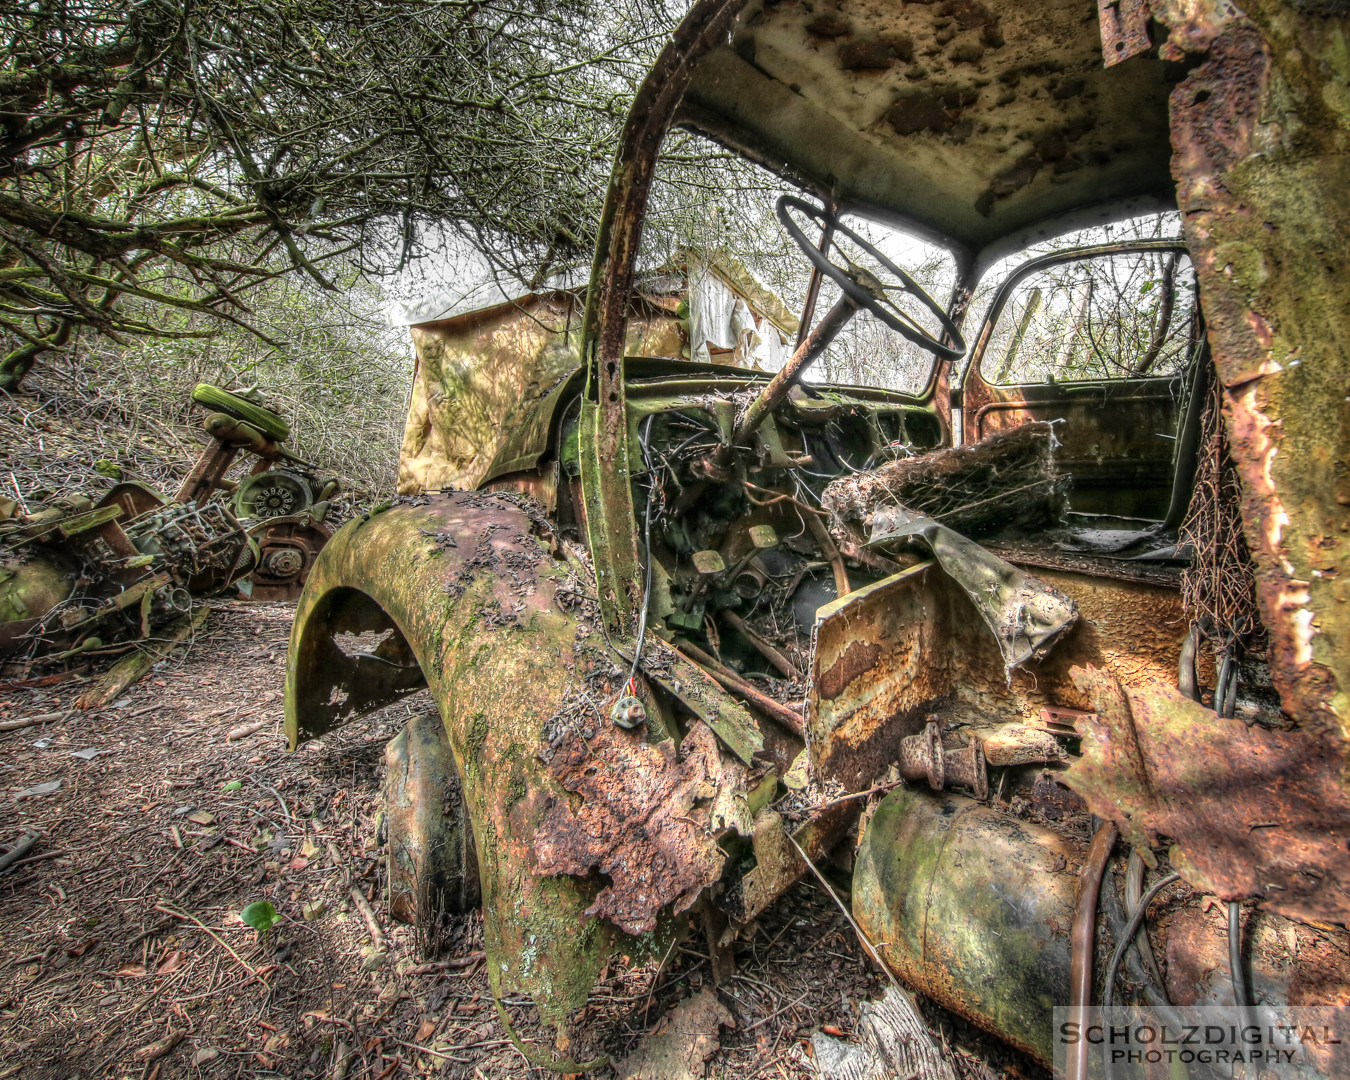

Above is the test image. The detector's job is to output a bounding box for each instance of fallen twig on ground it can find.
[0,832,39,875]
[155,902,262,983]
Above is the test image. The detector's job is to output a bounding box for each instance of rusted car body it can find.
[287,0,1350,1070]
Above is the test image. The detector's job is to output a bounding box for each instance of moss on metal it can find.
[0,555,76,632]
[285,493,664,1040]
[853,786,1082,1065]
[1160,2,1350,741]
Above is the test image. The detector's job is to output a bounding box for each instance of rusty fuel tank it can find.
[852,786,1083,1064]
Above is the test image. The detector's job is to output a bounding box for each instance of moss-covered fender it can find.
[284,491,662,1058]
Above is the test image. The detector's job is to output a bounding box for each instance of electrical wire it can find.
[1229,899,1259,1039]
[1103,871,1182,1080]
[628,414,657,684]
[1104,873,1182,1009]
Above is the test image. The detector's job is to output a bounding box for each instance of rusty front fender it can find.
[284,492,656,1061]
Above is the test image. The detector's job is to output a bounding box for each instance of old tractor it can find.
[2,384,336,680]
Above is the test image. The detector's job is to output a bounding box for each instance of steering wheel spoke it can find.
[777,196,965,362]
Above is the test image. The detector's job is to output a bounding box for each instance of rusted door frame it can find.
[577,0,750,635]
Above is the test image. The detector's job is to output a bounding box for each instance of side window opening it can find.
[981,248,1199,385]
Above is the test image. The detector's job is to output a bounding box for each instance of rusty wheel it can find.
[384,711,481,957]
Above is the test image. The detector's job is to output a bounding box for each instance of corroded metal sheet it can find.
[683,0,1179,253]
[1162,8,1350,743]
[853,787,1083,1065]
[1098,0,1153,67]
[868,506,1078,671]
[1066,665,1350,924]
[809,556,1189,792]
[286,492,636,1040]
[534,719,743,935]
[810,561,949,791]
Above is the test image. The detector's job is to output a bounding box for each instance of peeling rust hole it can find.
[534,719,743,935]
[948,41,985,65]
[839,40,900,71]
[939,0,994,30]
[1035,134,1067,162]
[887,91,959,136]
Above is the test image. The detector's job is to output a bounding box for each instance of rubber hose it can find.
[1126,850,1168,991]
[1215,653,1238,719]
[1099,869,1186,1030]
[1178,626,1202,703]
[1103,873,1183,1080]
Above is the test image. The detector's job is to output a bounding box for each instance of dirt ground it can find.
[0,599,1019,1080]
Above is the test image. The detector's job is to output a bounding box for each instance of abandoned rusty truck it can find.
[284,0,1350,1072]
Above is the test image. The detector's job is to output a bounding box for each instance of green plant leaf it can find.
[222,780,242,791]
[240,901,278,933]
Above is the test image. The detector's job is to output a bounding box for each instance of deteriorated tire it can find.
[190,384,289,443]
[384,711,481,957]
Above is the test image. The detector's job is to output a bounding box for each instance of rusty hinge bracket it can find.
[1098,0,1152,67]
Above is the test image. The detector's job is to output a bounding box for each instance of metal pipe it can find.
[803,510,850,598]
[1068,820,1118,1080]
[712,294,857,468]
[675,640,805,738]
[1106,871,1181,1009]
[794,214,836,350]
[720,609,802,680]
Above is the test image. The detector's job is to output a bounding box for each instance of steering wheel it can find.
[776,195,965,362]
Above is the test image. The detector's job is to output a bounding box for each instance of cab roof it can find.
[680,0,1184,270]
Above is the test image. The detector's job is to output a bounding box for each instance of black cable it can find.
[1228,899,1264,1065]
[1103,872,1181,1080]
[1104,873,1181,1009]
[628,414,656,683]
[1229,900,1251,1009]
[1215,650,1238,719]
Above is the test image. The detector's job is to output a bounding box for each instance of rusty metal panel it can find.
[1098,0,1153,67]
[286,492,639,1040]
[399,298,584,495]
[810,553,1190,794]
[399,297,685,496]
[1066,665,1350,925]
[534,719,742,935]
[578,0,751,636]
[810,561,951,792]
[1161,7,1350,745]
